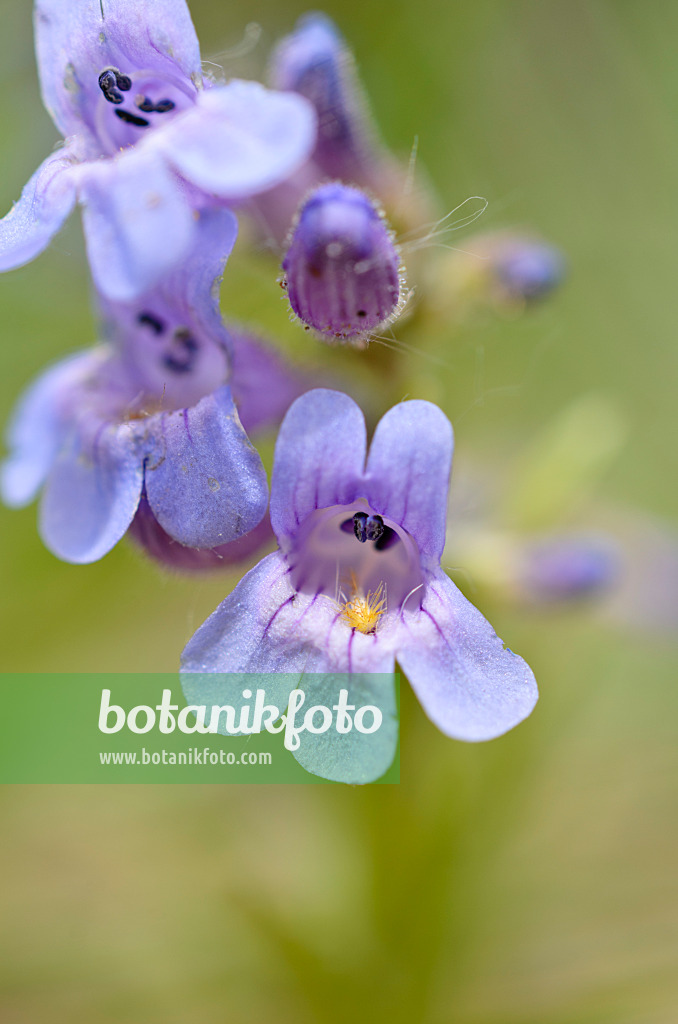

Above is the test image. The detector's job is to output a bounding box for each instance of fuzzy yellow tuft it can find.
[339,572,387,635]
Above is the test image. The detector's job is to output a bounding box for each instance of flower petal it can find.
[181,550,323,672]
[99,205,238,336]
[1,351,101,508]
[77,148,194,300]
[39,421,144,564]
[397,570,538,741]
[0,149,76,272]
[364,400,453,564]
[291,671,398,784]
[95,206,236,409]
[181,668,297,737]
[35,0,202,140]
[158,81,317,199]
[270,389,366,543]
[129,489,274,571]
[143,386,268,548]
[183,547,398,670]
[228,329,312,436]
[181,551,399,781]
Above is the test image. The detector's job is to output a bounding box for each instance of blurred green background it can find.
[1,0,677,1021]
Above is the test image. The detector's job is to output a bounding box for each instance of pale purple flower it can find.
[1,208,304,566]
[0,0,316,299]
[281,183,403,346]
[182,389,538,782]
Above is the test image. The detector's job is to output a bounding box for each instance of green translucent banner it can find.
[0,673,400,784]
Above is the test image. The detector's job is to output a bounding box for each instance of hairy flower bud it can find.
[281,183,403,346]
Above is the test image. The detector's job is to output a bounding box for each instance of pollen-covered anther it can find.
[339,572,387,634]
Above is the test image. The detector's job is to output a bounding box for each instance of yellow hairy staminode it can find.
[339,571,387,635]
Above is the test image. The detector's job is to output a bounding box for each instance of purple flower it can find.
[181,389,538,782]
[1,209,303,566]
[0,0,316,299]
[281,183,404,346]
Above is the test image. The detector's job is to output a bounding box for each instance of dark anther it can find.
[357,309,367,317]
[365,515,385,542]
[353,512,368,542]
[136,95,176,114]
[115,108,150,127]
[353,512,384,543]
[99,69,123,104]
[163,328,199,374]
[138,312,165,334]
[353,512,386,543]
[98,67,132,104]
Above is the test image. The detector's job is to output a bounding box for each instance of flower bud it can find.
[427,231,565,321]
[518,535,619,602]
[269,13,375,184]
[491,236,565,304]
[281,183,403,346]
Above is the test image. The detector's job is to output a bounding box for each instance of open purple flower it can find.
[181,389,538,782]
[1,208,304,566]
[0,0,316,299]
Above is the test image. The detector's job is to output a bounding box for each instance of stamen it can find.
[98,69,123,104]
[353,511,368,542]
[339,571,387,635]
[352,511,384,543]
[98,67,132,104]
[137,312,165,334]
[136,95,176,114]
[366,515,384,542]
[114,109,150,127]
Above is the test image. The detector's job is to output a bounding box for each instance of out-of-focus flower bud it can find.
[280,182,404,347]
[269,12,379,186]
[516,534,619,602]
[255,13,434,249]
[426,230,565,321]
[490,236,565,304]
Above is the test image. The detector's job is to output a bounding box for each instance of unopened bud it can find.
[491,236,565,304]
[281,183,403,346]
[518,535,619,602]
[269,13,375,183]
